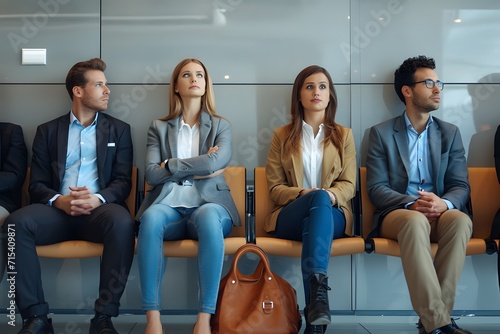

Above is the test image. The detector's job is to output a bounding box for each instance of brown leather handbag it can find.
[211,244,302,334]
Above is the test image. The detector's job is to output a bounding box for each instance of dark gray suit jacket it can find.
[136,111,240,226]
[29,112,133,206]
[0,122,28,213]
[366,113,471,237]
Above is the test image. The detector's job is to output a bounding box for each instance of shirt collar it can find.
[179,118,199,131]
[70,110,98,127]
[302,120,324,136]
[403,112,433,132]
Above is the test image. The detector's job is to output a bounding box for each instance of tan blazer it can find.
[265,125,357,234]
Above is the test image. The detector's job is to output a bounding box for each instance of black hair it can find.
[394,55,435,104]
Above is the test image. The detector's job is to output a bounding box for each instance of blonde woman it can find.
[136,58,239,334]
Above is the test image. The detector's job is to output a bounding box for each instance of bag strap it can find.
[230,244,272,282]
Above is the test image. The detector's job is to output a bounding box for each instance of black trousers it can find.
[3,203,135,319]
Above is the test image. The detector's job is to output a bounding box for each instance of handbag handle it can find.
[230,244,273,283]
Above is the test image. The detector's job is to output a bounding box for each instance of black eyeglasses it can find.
[411,79,444,90]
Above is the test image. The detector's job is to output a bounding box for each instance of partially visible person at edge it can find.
[3,58,135,334]
[0,122,28,282]
[135,58,240,334]
[495,125,500,182]
[366,55,473,334]
[494,125,500,289]
[265,65,356,334]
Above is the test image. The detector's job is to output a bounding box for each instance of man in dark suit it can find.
[0,122,27,282]
[4,58,135,334]
[366,56,473,334]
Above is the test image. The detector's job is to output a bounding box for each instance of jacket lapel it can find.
[56,114,70,181]
[394,114,410,175]
[96,113,109,183]
[290,148,303,188]
[199,112,211,153]
[321,141,338,186]
[428,120,442,186]
[167,117,178,158]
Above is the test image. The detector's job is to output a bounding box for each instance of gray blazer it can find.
[136,111,240,226]
[366,113,471,237]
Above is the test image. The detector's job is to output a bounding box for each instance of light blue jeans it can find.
[137,203,233,313]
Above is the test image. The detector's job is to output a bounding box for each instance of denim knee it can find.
[309,189,332,207]
[188,203,232,238]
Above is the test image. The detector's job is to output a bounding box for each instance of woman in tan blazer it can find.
[265,65,356,334]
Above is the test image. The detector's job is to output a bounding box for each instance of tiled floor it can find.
[1,314,499,334]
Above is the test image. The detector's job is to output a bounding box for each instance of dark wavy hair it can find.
[65,58,106,100]
[394,55,435,104]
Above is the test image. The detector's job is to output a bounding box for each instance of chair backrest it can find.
[468,167,500,239]
[254,166,277,237]
[143,166,247,237]
[126,167,138,217]
[23,167,138,219]
[359,167,375,239]
[223,166,247,237]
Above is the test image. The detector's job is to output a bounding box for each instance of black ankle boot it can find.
[307,273,331,326]
[304,305,327,333]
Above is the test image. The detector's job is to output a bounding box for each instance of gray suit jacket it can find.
[366,113,471,237]
[136,111,240,226]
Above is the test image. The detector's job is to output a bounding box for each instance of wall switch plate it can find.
[22,48,47,65]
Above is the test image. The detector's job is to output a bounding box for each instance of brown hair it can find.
[161,58,220,121]
[283,65,342,158]
[65,58,106,100]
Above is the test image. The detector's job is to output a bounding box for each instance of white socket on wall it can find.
[21,48,47,65]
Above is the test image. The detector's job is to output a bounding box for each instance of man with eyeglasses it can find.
[366,56,473,334]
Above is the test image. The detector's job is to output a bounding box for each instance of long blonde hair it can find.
[161,58,220,121]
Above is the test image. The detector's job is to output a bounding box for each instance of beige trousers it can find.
[380,209,472,332]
